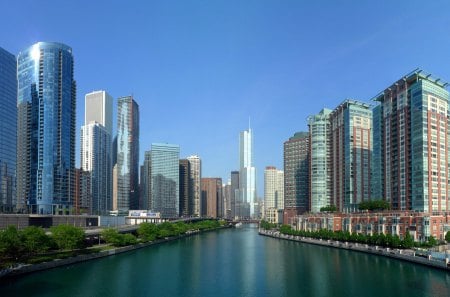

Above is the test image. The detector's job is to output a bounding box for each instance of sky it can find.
[2,0,450,197]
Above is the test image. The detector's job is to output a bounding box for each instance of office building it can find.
[140,151,151,210]
[187,155,201,217]
[0,47,17,213]
[230,171,240,219]
[151,143,179,217]
[179,159,190,217]
[283,132,309,223]
[239,128,256,218]
[222,182,231,219]
[85,90,113,136]
[373,70,449,212]
[116,96,139,211]
[264,166,284,219]
[17,42,76,214]
[74,169,91,214]
[201,178,222,218]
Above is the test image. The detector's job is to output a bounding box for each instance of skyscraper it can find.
[264,166,284,217]
[222,181,231,219]
[81,90,113,215]
[187,155,201,217]
[116,96,139,211]
[283,132,309,222]
[201,178,222,218]
[230,171,240,219]
[140,151,151,210]
[330,100,372,211]
[151,143,180,217]
[17,42,76,214]
[239,128,256,218]
[373,70,449,212]
[179,159,190,217]
[0,47,17,213]
[308,109,332,213]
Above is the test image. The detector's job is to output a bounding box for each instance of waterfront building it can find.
[17,42,76,214]
[151,143,180,218]
[291,211,450,242]
[264,166,284,221]
[187,155,201,217]
[140,151,151,210]
[201,178,223,218]
[373,70,449,212]
[81,122,111,214]
[239,127,256,218]
[84,91,113,136]
[330,100,372,211]
[222,181,231,219]
[230,171,239,219]
[74,169,91,214]
[116,96,139,211]
[283,132,309,223]
[308,109,332,213]
[179,159,190,217]
[0,47,17,213]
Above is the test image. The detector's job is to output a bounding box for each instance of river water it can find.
[1,224,449,297]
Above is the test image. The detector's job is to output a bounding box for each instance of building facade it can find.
[0,47,17,213]
[140,151,151,210]
[84,90,113,136]
[308,109,332,213]
[330,100,372,211]
[179,159,190,217]
[239,128,256,218]
[187,155,201,217]
[264,166,284,220]
[151,143,180,218]
[116,96,139,211]
[74,169,91,214]
[201,178,223,218]
[373,70,450,212]
[230,171,240,219]
[17,42,76,215]
[283,132,309,223]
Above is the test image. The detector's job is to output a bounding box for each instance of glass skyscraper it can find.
[151,143,180,218]
[17,42,76,214]
[116,96,139,211]
[239,128,256,218]
[0,47,17,213]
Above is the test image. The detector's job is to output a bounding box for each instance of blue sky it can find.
[2,0,450,196]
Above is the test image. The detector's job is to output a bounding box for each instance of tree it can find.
[445,231,450,243]
[21,226,51,256]
[427,236,437,247]
[0,226,23,260]
[358,200,390,211]
[137,223,158,242]
[50,225,85,250]
[320,205,337,212]
[401,232,414,249]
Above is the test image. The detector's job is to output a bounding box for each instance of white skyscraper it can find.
[81,90,113,214]
[187,155,202,217]
[239,127,256,218]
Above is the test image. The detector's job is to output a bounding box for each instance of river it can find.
[1,224,449,297]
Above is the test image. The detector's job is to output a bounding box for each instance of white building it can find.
[239,128,256,218]
[187,155,202,217]
[264,166,284,219]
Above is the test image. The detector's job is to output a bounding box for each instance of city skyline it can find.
[2,1,450,196]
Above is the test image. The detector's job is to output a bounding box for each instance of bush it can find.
[50,225,85,250]
[21,226,52,256]
[137,223,158,242]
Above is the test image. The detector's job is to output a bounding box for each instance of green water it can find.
[1,225,449,297]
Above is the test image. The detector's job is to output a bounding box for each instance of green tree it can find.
[320,205,337,212]
[279,224,292,235]
[401,232,414,249]
[446,231,450,243]
[21,226,51,256]
[50,225,85,250]
[137,223,158,242]
[0,225,23,260]
[427,236,437,247]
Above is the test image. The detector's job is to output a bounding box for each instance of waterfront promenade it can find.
[259,229,450,271]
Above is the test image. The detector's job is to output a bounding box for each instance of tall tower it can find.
[264,166,284,210]
[140,151,152,210]
[81,90,113,214]
[330,100,372,211]
[239,127,256,218]
[283,132,309,222]
[187,155,201,217]
[373,70,449,212]
[308,109,332,213]
[116,96,139,211]
[201,177,222,218]
[151,143,180,217]
[230,171,240,219]
[0,47,17,213]
[17,42,76,215]
[179,159,190,217]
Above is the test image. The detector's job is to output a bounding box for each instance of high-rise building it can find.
[116,96,139,211]
[151,143,180,217]
[373,70,449,212]
[283,132,309,223]
[140,151,151,210]
[179,159,190,217]
[239,128,256,218]
[201,178,222,218]
[187,155,201,217]
[74,169,91,214]
[85,91,113,136]
[330,100,372,211]
[308,109,332,213]
[81,122,111,214]
[17,42,76,214]
[222,181,231,219]
[264,166,284,219]
[0,47,17,213]
[230,171,239,219]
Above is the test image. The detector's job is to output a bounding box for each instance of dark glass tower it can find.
[17,42,76,214]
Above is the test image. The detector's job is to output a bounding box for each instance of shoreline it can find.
[1,225,229,279]
[259,229,450,272]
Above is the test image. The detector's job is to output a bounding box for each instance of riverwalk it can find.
[259,229,450,271]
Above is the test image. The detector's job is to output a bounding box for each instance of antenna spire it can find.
[248,116,251,130]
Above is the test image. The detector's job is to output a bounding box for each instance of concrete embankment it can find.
[1,226,228,279]
[259,229,450,272]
